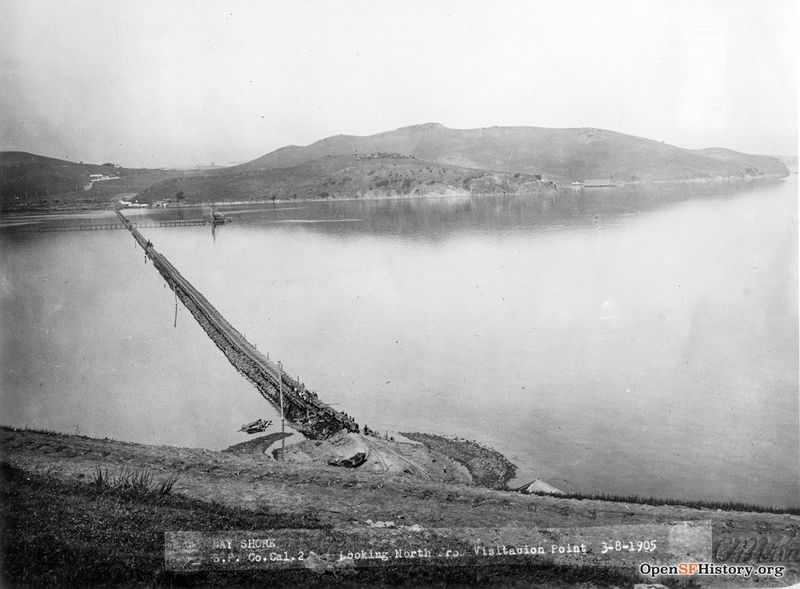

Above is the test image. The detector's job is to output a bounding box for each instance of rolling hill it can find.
[137,123,789,204]
[236,123,789,183]
[4,125,789,207]
[776,155,798,173]
[0,152,185,208]
[1,152,118,199]
[137,153,555,204]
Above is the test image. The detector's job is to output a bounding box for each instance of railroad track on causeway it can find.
[116,209,358,439]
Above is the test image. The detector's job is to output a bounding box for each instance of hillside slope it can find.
[137,124,787,204]
[137,153,556,203]
[237,123,789,183]
[776,154,798,173]
[0,152,186,208]
[0,152,117,198]
[4,427,799,588]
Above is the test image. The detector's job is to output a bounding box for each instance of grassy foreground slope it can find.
[2,428,798,588]
[3,465,646,588]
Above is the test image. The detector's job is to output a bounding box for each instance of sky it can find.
[0,0,797,168]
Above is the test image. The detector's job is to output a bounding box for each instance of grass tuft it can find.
[156,471,180,495]
[93,466,179,497]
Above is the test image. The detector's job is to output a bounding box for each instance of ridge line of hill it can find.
[2,123,791,208]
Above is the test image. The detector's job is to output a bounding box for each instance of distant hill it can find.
[1,152,117,198]
[5,125,789,208]
[776,155,798,174]
[137,123,788,204]
[0,152,186,208]
[237,123,789,183]
[137,154,555,203]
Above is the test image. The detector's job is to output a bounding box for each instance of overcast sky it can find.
[1,0,797,168]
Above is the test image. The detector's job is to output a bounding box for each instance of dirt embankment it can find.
[260,430,474,485]
[401,432,517,490]
[224,429,516,490]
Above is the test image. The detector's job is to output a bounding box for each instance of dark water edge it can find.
[2,176,788,232]
[121,176,792,235]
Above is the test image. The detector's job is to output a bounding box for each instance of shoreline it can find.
[399,432,517,490]
[1,174,788,216]
[2,426,796,514]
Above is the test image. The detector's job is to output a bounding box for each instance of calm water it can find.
[2,180,798,508]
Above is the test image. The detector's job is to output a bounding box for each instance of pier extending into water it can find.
[115,209,359,439]
[5,218,212,233]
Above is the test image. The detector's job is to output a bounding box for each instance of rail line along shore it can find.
[115,209,358,439]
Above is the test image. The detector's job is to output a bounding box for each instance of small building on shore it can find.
[88,173,120,182]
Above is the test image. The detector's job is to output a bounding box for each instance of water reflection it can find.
[136,179,787,240]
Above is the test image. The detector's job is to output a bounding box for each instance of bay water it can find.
[2,179,797,508]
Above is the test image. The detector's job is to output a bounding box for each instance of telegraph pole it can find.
[279,361,285,460]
